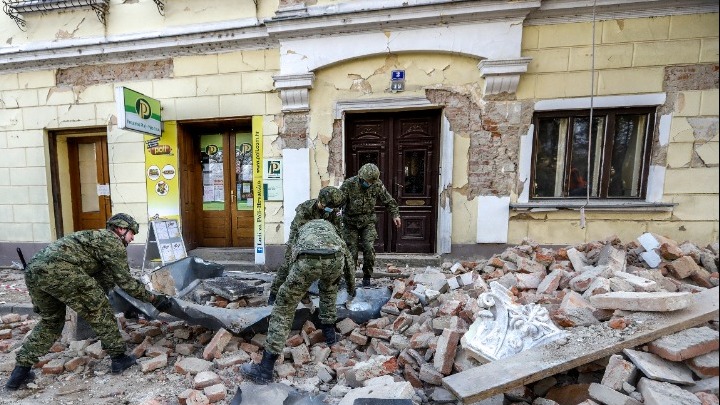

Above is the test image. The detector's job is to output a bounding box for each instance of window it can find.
[531,107,655,199]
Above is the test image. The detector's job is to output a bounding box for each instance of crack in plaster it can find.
[56,18,85,40]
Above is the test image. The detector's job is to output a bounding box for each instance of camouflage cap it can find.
[106,213,140,234]
[358,163,380,183]
[318,186,345,208]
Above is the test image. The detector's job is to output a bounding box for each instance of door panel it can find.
[68,136,111,231]
[345,110,439,253]
[195,131,254,247]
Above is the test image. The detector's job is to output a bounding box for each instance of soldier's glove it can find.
[152,294,172,312]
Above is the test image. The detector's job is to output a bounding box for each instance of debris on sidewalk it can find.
[0,233,718,404]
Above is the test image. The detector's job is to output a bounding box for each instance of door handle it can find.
[231,189,235,203]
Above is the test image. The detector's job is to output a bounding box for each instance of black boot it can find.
[321,323,340,346]
[267,292,276,305]
[110,354,137,374]
[240,350,278,384]
[362,277,371,287]
[5,365,34,390]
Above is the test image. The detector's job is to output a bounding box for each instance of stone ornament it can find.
[461,281,567,362]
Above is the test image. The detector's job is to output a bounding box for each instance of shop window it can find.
[531,107,655,200]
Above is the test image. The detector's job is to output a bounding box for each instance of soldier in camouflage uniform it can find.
[340,163,401,287]
[241,219,355,384]
[268,186,345,305]
[4,214,172,390]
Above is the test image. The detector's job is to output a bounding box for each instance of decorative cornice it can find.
[0,18,270,73]
[0,0,717,74]
[478,58,532,96]
[266,0,540,38]
[273,73,315,112]
[334,96,436,119]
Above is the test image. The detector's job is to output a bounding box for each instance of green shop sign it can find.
[115,86,162,136]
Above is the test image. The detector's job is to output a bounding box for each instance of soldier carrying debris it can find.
[267,186,346,305]
[4,213,173,390]
[241,219,356,384]
[340,163,401,287]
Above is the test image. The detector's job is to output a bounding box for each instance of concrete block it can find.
[633,40,701,67]
[174,357,212,375]
[612,272,657,292]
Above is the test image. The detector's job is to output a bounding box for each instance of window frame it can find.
[530,106,656,201]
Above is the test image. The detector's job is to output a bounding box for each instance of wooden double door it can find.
[345,110,440,254]
[67,136,112,232]
[179,120,254,248]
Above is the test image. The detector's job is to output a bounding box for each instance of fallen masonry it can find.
[0,233,718,404]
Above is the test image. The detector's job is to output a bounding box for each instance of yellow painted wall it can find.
[512,13,719,246]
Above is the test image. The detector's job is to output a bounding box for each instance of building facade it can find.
[0,0,718,267]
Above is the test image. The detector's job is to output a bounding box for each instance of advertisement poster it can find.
[145,121,180,223]
[252,116,265,264]
[115,87,162,136]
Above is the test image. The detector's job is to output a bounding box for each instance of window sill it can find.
[511,200,676,212]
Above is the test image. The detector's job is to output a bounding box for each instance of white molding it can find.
[334,97,436,120]
[438,114,453,254]
[534,93,667,111]
[518,124,534,204]
[478,58,532,96]
[274,73,315,112]
[525,0,718,25]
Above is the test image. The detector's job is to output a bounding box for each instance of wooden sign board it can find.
[142,219,187,271]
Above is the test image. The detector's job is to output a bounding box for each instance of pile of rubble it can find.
[0,233,718,405]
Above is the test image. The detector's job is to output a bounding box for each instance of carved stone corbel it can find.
[273,73,315,112]
[460,281,568,362]
[478,57,532,97]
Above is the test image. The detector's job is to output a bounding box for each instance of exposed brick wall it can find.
[328,119,344,179]
[654,63,720,166]
[56,59,173,86]
[426,89,533,199]
[279,112,309,149]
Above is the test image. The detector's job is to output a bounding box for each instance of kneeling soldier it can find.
[4,213,172,390]
[241,219,355,384]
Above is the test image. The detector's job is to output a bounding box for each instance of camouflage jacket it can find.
[28,229,153,302]
[288,199,343,245]
[290,219,355,293]
[340,175,399,226]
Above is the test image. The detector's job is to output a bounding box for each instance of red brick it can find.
[64,356,87,372]
[434,328,460,375]
[648,326,719,361]
[286,334,304,347]
[202,328,232,360]
[204,383,227,403]
[42,359,65,374]
[366,327,393,340]
[348,329,368,346]
[668,256,701,279]
[404,364,423,388]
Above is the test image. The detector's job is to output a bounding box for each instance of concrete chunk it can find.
[337,381,414,405]
[638,377,702,405]
[589,291,693,312]
[623,349,695,385]
[686,351,719,378]
[601,354,637,391]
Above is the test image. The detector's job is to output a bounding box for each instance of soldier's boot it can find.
[321,323,341,346]
[267,292,276,305]
[362,277,372,287]
[110,354,137,374]
[5,365,35,390]
[240,350,278,384]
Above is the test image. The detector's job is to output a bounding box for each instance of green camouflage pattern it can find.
[15,229,153,367]
[340,175,399,277]
[264,219,354,355]
[270,198,344,295]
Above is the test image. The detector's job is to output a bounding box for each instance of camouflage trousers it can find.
[343,221,377,278]
[269,244,293,295]
[16,261,126,367]
[264,254,342,355]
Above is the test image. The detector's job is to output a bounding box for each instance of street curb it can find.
[0,303,35,317]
